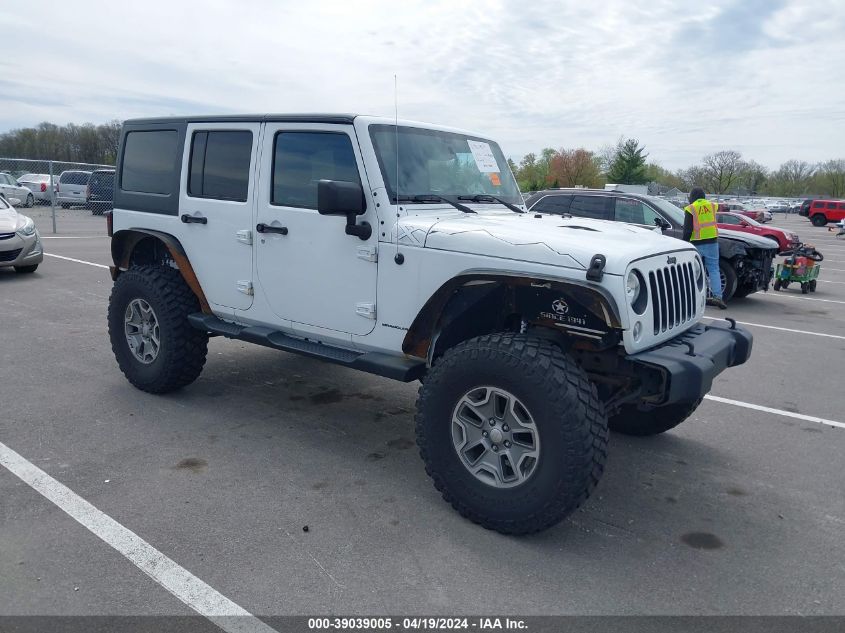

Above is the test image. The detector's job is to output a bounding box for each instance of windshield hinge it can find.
[236,280,254,296]
[356,245,378,262]
[356,302,376,319]
[235,229,252,245]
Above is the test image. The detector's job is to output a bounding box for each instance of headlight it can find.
[626,270,641,301]
[694,257,704,290]
[16,215,35,236]
[627,269,647,314]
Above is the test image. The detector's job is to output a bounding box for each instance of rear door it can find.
[569,194,612,220]
[177,123,260,311]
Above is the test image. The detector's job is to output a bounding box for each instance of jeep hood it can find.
[396,210,694,274]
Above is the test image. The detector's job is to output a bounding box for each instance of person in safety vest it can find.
[684,187,727,310]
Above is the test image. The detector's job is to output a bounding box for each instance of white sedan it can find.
[0,173,34,207]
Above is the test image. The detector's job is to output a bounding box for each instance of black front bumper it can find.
[627,320,752,405]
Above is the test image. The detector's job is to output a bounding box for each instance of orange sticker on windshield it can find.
[489,173,501,186]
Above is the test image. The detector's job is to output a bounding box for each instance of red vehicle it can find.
[719,202,766,222]
[715,211,799,253]
[802,199,845,226]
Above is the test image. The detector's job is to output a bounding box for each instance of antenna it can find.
[393,74,403,263]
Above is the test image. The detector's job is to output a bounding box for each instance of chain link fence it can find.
[0,157,114,233]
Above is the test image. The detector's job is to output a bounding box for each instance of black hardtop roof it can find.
[124,114,358,126]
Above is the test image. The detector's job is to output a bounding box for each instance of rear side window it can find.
[272,132,360,209]
[569,195,609,219]
[827,202,837,209]
[188,130,253,202]
[60,171,90,185]
[839,203,845,210]
[532,195,572,214]
[121,130,179,195]
[717,213,742,225]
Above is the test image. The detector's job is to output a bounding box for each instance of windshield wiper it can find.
[395,194,476,214]
[457,194,525,214]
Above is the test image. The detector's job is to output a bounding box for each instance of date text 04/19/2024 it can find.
[307,617,528,630]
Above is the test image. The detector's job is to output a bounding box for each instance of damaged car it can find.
[525,189,776,300]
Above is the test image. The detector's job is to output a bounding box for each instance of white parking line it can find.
[44,253,110,269]
[704,395,845,430]
[701,316,845,340]
[754,292,845,306]
[0,440,277,633]
[817,279,845,285]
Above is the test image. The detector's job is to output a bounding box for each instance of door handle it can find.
[181,214,207,224]
[256,223,288,235]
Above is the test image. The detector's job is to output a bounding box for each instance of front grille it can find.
[0,248,22,262]
[0,232,15,241]
[648,262,697,335]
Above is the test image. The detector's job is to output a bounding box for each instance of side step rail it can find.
[187,313,426,382]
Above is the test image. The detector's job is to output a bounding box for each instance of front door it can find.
[255,124,378,337]
[178,122,260,311]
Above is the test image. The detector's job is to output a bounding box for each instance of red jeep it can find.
[804,199,845,226]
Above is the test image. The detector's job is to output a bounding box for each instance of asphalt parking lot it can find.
[2,209,844,625]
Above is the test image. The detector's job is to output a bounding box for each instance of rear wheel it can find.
[416,333,608,535]
[811,214,827,227]
[801,283,809,294]
[61,203,70,209]
[108,265,209,393]
[609,399,702,436]
[809,280,817,292]
[773,278,782,291]
[25,193,34,208]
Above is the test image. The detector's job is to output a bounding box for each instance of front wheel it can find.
[809,279,817,292]
[25,193,34,208]
[773,278,782,291]
[718,260,738,301]
[415,333,608,535]
[811,214,827,227]
[609,399,702,436]
[108,265,209,394]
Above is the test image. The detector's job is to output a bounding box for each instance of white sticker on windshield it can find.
[467,140,499,173]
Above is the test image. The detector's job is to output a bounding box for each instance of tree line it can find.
[1,122,843,198]
[0,121,122,165]
[510,137,845,199]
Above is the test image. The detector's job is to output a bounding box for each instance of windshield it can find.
[369,125,522,205]
[646,195,686,225]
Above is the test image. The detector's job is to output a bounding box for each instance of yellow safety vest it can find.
[684,199,719,241]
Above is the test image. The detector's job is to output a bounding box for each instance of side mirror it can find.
[317,179,371,240]
[653,217,670,230]
[317,180,365,216]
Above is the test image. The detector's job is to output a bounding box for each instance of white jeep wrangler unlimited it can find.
[107,114,752,535]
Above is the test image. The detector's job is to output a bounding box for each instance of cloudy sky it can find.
[1,0,843,169]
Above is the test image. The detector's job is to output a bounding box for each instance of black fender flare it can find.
[402,272,622,359]
[110,228,211,313]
